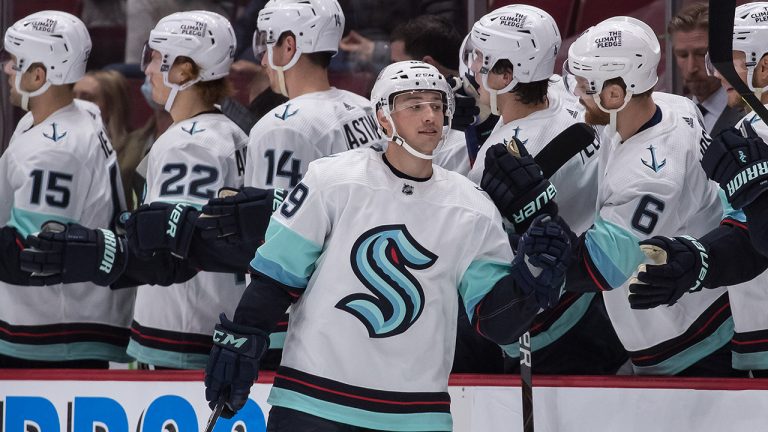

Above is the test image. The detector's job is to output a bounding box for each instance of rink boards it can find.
[1,370,767,431]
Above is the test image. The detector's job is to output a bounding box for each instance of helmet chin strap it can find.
[746,65,768,100]
[161,71,201,113]
[267,46,302,98]
[593,91,632,138]
[15,72,51,112]
[384,112,436,160]
[481,73,518,116]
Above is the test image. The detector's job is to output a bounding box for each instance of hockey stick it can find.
[204,397,225,432]
[709,0,768,124]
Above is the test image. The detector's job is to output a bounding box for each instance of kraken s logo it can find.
[337,225,438,338]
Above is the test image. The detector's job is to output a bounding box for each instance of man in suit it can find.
[669,2,744,136]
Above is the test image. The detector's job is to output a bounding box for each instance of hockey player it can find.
[628,2,768,376]
[246,0,386,191]
[555,16,737,376]
[203,61,572,430]
[461,5,624,375]
[0,11,135,367]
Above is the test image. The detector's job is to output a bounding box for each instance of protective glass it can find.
[0,49,20,73]
[140,42,154,72]
[460,37,486,78]
[561,60,592,97]
[252,30,269,63]
[704,52,716,77]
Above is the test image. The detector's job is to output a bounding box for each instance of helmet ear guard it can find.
[370,61,455,160]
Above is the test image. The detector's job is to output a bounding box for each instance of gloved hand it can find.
[481,140,558,233]
[628,235,710,309]
[20,222,127,286]
[125,202,200,259]
[205,313,269,418]
[702,122,768,209]
[197,187,286,244]
[447,75,481,132]
[510,215,572,309]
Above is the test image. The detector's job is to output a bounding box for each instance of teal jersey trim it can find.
[732,350,768,371]
[268,388,452,432]
[458,260,512,323]
[250,220,322,289]
[719,189,747,222]
[269,331,286,350]
[585,217,644,289]
[126,339,208,369]
[632,317,733,375]
[9,207,77,237]
[0,339,131,363]
[502,293,595,357]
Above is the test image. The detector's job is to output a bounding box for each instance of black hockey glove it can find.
[481,141,558,233]
[205,313,269,418]
[447,75,481,132]
[197,187,286,243]
[628,235,710,309]
[510,215,571,309]
[20,222,127,286]
[125,202,200,259]
[702,123,768,209]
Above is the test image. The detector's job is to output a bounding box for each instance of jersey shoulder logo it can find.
[683,117,694,128]
[275,103,299,121]
[641,144,666,173]
[181,121,206,136]
[43,123,67,142]
[338,225,438,338]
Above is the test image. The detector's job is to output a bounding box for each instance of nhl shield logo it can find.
[402,184,414,195]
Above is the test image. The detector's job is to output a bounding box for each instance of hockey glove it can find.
[125,202,200,259]
[628,235,710,309]
[205,313,269,418]
[448,75,481,132]
[20,222,127,286]
[510,215,571,309]
[702,123,768,209]
[481,141,558,233]
[197,187,286,243]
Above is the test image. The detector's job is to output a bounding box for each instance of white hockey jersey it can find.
[0,100,135,362]
[468,75,600,235]
[128,112,249,368]
[432,130,471,176]
[590,92,729,374]
[251,149,513,431]
[246,88,387,190]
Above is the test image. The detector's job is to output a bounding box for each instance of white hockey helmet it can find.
[3,10,91,110]
[732,2,768,93]
[253,0,344,96]
[142,10,235,112]
[371,61,455,160]
[463,4,562,115]
[566,16,660,113]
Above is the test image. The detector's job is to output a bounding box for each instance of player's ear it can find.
[376,109,391,137]
[756,54,768,88]
[29,64,47,89]
[600,83,626,110]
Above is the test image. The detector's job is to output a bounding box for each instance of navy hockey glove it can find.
[205,313,269,418]
[20,222,127,286]
[125,202,200,259]
[481,141,558,233]
[197,187,286,243]
[510,215,571,309]
[702,123,768,209]
[628,236,710,309]
[448,75,481,132]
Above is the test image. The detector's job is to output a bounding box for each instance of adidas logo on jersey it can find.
[726,161,768,198]
[683,117,694,128]
[512,183,556,224]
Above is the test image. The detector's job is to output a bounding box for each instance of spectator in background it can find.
[669,2,743,135]
[74,70,139,205]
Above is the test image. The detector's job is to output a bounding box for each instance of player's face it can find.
[572,76,610,125]
[391,90,445,153]
[261,38,293,92]
[2,53,30,107]
[672,29,721,100]
[143,49,171,105]
[714,51,749,108]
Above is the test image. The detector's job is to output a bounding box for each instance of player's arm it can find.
[0,226,34,285]
[461,214,571,345]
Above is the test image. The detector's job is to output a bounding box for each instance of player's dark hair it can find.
[175,56,234,106]
[390,15,462,70]
[276,32,333,68]
[491,59,550,105]
[668,2,708,34]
